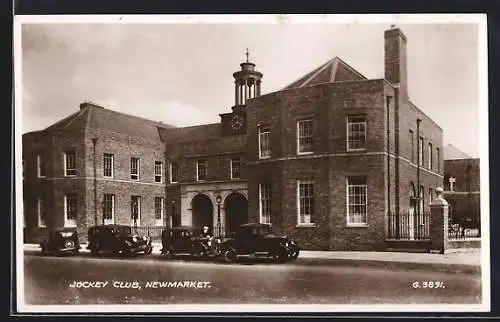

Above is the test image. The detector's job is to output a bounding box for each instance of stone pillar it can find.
[429,187,449,254]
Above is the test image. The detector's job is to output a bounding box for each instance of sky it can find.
[19,17,483,157]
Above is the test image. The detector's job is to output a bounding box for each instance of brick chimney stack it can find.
[384,25,408,100]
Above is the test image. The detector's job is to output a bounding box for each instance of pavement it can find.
[23,242,482,275]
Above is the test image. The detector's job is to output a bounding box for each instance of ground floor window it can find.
[64,194,77,227]
[259,183,271,224]
[103,194,115,225]
[297,180,314,225]
[37,198,46,228]
[347,177,367,225]
[155,197,164,226]
[131,196,141,227]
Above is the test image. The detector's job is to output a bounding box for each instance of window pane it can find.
[347,116,366,150]
[347,177,367,224]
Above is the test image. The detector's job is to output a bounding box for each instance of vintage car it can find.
[217,223,300,263]
[87,224,153,256]
[160,226,219,259]
[39,228,81,256]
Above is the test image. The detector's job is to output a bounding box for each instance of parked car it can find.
[39,228,81,256]
[217,223,300,263]
[160,226,219,259]
[87,224,153,256]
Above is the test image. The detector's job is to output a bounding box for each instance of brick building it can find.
[23,26,444,251]
[443,144,480,227]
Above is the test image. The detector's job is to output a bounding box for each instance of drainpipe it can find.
[416,119,422,216]
[386,95,393,219]
[92,138,98,226]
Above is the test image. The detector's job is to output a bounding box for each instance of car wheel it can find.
[222,248,237,263]
[90,244,99,256]
[121,247,132,257]
[144,246,153,255]
[64,240,75,249]
[290,250,299,260]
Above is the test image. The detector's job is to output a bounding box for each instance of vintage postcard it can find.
[13,14,490,313]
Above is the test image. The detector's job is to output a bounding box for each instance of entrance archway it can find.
[191,194,214,229]
[224,192,248,234]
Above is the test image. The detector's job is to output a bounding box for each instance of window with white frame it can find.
[64,193,77,227]
[409,130,414,163]
[155,197,164,226]
[103,194,115,225]
[418,137,424,167]
[436,147,441,172]
[259,182,272,224]
[428,143,433,170]
[103,153,114,178]
[258,127,271,159]
[347,116,367,150]
[429,187,433,204]
[154,161,163,183]
[419,185,424,214]
[297,180,314,225]
[196,160,207,181]
[130,157,140,180]
[347,177,368,225]
[37,198,46,228]
[170,162,179,183]
[449,177,456,192]
[64,150,76,176]
[37,154,46,178]
[230,157,241,179]
[297,119,314,154]
[131,196,141,226]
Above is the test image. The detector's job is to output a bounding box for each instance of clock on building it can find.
[231,114,244,130]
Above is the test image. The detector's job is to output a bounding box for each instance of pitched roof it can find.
[158,123,222,144]
[43,103,175,141]
[282,56,367,90]
[443,144,472,160]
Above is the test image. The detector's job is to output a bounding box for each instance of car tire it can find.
[144,246,153,255]
[222,248,237,263]
[290,250,299,260]
[121,247,132,257]
[273,251,288,263]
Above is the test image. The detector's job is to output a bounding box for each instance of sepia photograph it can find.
[13,14,490,313]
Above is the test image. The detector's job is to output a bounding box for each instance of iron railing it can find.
[387,210,430,240]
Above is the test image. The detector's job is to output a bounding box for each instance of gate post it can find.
[429,187,450,254]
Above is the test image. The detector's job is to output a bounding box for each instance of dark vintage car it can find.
[217,223,300,263]
[160,226,218,258]
[39,228,81,256]
[87,224,153,256]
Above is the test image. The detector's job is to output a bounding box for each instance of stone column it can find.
[429,187,449,254]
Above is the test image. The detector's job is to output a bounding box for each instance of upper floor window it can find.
[347,176,368,225]
[196,160,207,181]
[170,162,179,183]
[64,193,77,228]
[297,180,314,225]
[409,130,414,163]
[297,119,314,154]
[436,147,441,172]
[64,150,76,176]
[37,154,46,178]
[418,137,424,167]
[258,127,271,159]
[230,157,241,179]
[154,161,163,183]
[130,157,140,180]
[103,153,114,178]
[347,116,367,151]
[103,194,115,225]
[155,196,164,226]
[259,182,272,224]
[37,197,46,228]
[428,143,433,170]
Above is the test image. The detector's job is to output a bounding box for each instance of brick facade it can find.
[23,26,446,251]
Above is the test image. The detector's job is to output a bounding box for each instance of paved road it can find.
[23,252,481,305]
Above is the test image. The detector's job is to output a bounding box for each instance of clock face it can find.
[231,114,244,130]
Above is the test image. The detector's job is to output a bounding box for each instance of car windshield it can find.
[250,226,272,237]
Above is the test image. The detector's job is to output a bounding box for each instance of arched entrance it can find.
[191,194,214,229]
[224,192,248,234]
